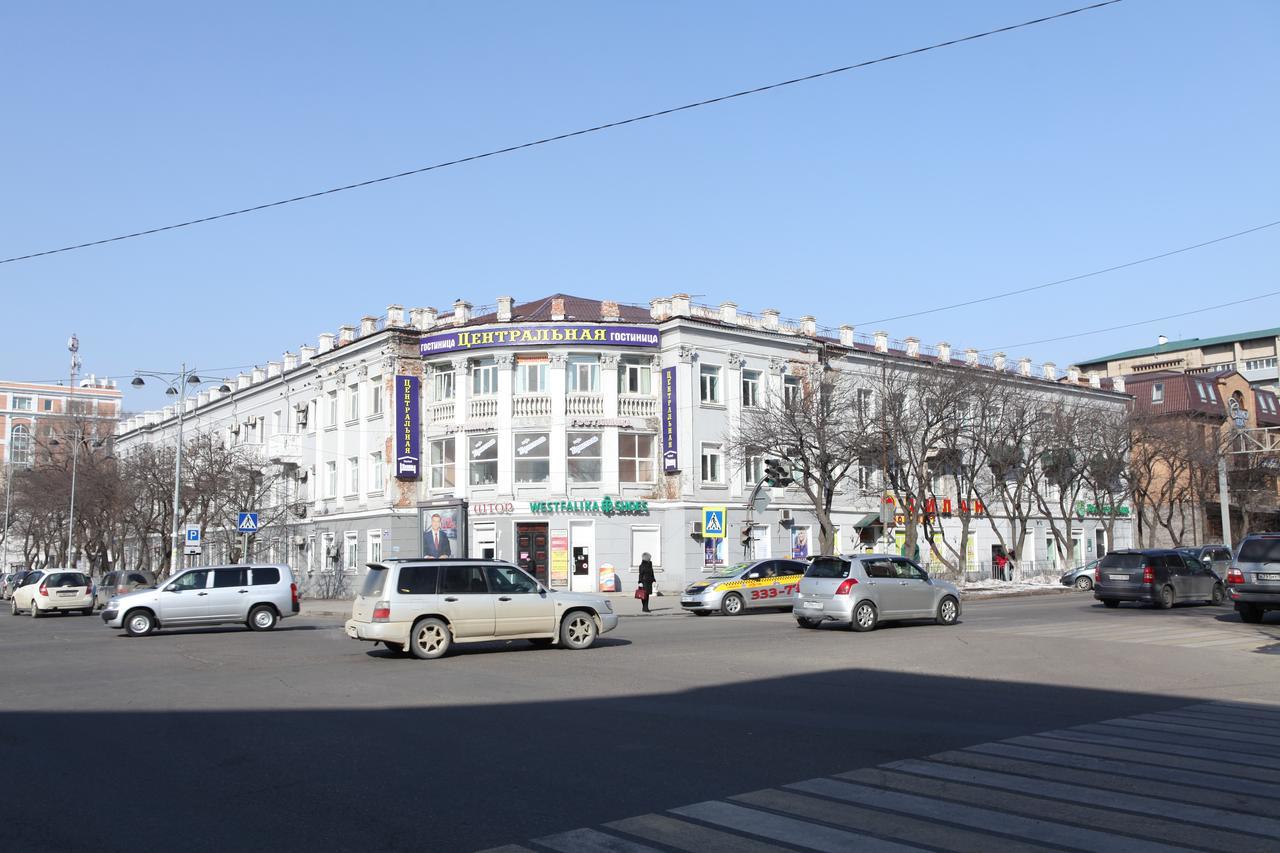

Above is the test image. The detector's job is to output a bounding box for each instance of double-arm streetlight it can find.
[131,366,231,572]
[48,430,108,566]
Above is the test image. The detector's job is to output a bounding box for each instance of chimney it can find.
[1042,362,1057,381]
[207,388,223,403]
[422,307,438,329]
[719,301,738,325]
[409,308,426,329]
[454,300,472,326]
[649,298,671,320]
[338,325,356,345]
[252,367,266,384]
[839,325,855,346]
[937,342,951,363]
[964,348,980,367]
[386,305,405,327]
[299,345,317,361]
[318,332,335,354]
[283,352,298,371]
[671,294,691,318]
[993,352,1007,372]
[1067,365,1081,383]
[196,391,209,407]
[874,330,889,353]
[550,297,566,321]
[762,309,780,331]
[905,337,920,358]
[1018,357,1032,377]
[496,296,514,322]
[184,400,195,414]
[1113,376,1126,393]
[800,316,817,338]
[1089,371,1102,389]
[267,361,281,378]
[602,300,621,322]
[237,373,251,390]
[360,316,378,336]
[1157,335,1168,346]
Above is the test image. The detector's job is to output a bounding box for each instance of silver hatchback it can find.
[794,554,961,631]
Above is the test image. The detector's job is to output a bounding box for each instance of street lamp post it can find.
[65,333,82,566]
[131,366,231,574]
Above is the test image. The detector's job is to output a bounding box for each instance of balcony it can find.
[429,400,455,423]
[619,394,658,418]
[566,393,604,416]
[266,432,303,466]
[513,394,551,418]
[469,397,499,419]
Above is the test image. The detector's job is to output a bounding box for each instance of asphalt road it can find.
[1,594,1277,852]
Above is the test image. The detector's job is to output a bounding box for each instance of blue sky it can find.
[3,1,1277,410]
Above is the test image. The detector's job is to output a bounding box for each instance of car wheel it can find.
[1156,585,1175,610]
[936,596,960,626]
[527,637,554,647]
[410,618,452,659]
[1210,584,1225,606]
[81,608,94,616]
[125,610,155,637]
[796,618,819,629]
[1074,575,1093,591]
[721,593,745,616]
[1238,604,1264,624]
[30,602,41,619]
[1102,599,1120,609]
[9,599,18,616]
[248,605,278,632]
[851,601,878,632]
[560,610,598,650]
[692,610,712,617]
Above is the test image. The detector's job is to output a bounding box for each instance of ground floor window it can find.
[568,431,603,483]
[322,533,336,570]
[344,532,359,571]
[514,432,551,483]
[630,526,661,568]
[367,530,382,564]
[469,434,498,485]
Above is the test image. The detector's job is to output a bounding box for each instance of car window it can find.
[170,570,209,591]
[440,565,488,594]
[213,568,247,588]
[863,559,895,579]
[398,564,439,595]
[250,567,280,586]
[103,572,118,585]
[891,559,927,580]
[1214,549,1232,563]
[1100,553,1145,569]
[1237,538,1280,563]
[756,563,777,579]
[360,566,387,598]
[1183,556,1207,574]
[485,565,539,594]
[21,572,43,587]
[48,573,90,587]
[777,561,805,577]
[128,573,149,585]
[804,558,849,579]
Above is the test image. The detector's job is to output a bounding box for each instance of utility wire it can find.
[0,0,1123,266]
[857,218,1280,327]
[981,288,1280,352]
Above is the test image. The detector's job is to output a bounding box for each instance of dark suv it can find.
[1093,549,1225,609]
[1227,534,1280,623]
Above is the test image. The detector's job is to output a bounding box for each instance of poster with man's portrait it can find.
[421,505,462,558]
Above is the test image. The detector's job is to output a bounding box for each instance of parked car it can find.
[1177,545,1232,580]
[101,564,298,637]
[0,573,17,600]
[1226,533,1280,623]
[10,570,94,617]
[1060,559,1102,591]
[793,554,961,632]
[344,559,618,659]
[95,569,157,610]
[680,559,807,615]
[2,569,34,601]
[1093,549,1225,609]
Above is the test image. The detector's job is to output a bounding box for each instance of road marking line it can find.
[532,827,663,853]
[1109,716,1280,749]
[1062,725,1280,767]
[1004,735,1280,787]
[1078,720,1280,757]
[671,800,927,853]
[604,813,793,853]
[1156,709,1280,732]
[1140,710,1280,736]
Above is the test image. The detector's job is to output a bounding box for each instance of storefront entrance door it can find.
[515,523,549,584]
[570,520,596,593]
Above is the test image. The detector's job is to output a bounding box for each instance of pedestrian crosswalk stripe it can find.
[486,701,1280,853]
[978,618,1277,651]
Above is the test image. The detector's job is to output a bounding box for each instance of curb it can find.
[960,587,1075,600]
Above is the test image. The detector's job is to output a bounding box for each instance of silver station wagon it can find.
[794,554,961,631]
[346,559,618,659]
[102,564,299,636]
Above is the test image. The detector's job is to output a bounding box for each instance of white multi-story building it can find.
[115,294,1132,592]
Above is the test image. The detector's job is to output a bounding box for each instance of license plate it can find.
[802,600,823,609]
[1258,573,1280,581]
[681,597,698,604]
[1108,574,1129,581]
[57,590,75,596]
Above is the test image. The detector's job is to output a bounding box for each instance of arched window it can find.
[9,424,32,466]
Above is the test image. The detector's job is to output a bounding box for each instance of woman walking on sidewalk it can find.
[638,553,656,613]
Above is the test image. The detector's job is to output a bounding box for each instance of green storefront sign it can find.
[1076,502,1131,517]
[529,497,649,515]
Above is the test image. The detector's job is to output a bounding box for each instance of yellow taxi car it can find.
[681,559,808,616]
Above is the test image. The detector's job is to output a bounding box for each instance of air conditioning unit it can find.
[229,424,241,435]
[690,521,703,537]
[780,509,793,524]
[247,416,259,427]
[293,536,306,547]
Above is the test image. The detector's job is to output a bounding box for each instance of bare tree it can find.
[1079,406,1134,551]
[1030,399,1093,569]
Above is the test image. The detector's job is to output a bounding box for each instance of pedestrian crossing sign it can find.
[702,506,726,539]
[237,512,259,533]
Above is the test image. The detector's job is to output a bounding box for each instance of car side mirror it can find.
[745,572,760,580]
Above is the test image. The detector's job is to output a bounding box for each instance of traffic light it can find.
[741,524,752,549]
[764,458,793,487]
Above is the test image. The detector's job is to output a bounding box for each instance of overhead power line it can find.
[981,288,1280,352]
[857,218,1280,327]
[0,0,1124,266]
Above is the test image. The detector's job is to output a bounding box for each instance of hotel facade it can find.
[114,294,1133,592]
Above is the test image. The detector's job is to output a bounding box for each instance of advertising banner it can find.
[550,533,570,588]
[420,324,659,356]
[661,366,678,472]
[395,375,421,479]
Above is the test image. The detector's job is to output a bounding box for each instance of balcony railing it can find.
[513,394,552,418]
[469,397,499,419]
[266,433,302,465]
[619,394,658,418]
[429,401,455,422]
[566,393,604,416]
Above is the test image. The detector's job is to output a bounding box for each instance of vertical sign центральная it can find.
[662,366,678,472]
[395,375,420,479]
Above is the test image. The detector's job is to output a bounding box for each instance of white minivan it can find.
[345,559,618,659]
[102,564,299,636]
